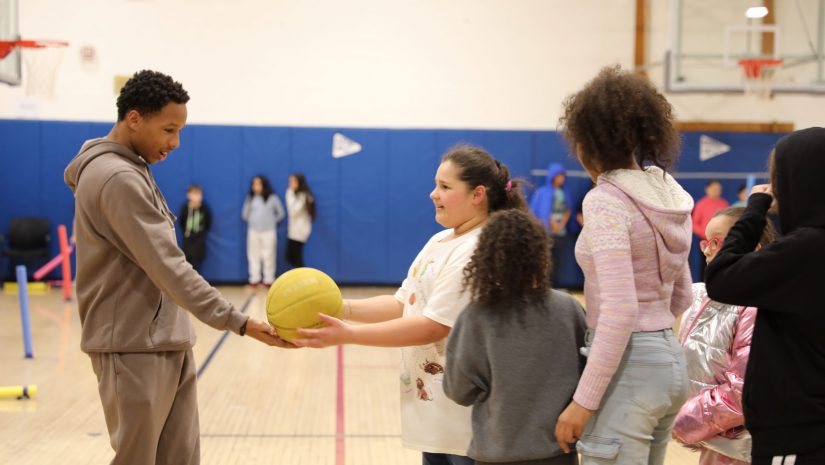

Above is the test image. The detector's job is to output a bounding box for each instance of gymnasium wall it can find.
[0,0,810,284]
[0,0,635,128]
[1,0,822,129]
[0,118,785,285]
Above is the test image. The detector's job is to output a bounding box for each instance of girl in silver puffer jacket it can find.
[673,206,775,465]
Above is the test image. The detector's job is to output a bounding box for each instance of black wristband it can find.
[239,319,248,336]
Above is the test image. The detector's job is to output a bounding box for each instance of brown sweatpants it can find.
[89,349,200,465]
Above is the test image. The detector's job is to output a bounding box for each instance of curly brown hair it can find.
[463,209,550,306]
[442,145,528,213]
[559,65,680,174]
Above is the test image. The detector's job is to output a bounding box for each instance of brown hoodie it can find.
[65,138,248,353]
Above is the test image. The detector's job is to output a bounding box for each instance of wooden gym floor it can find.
[0,286,698,464]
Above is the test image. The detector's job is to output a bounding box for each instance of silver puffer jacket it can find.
[673,283,755,465]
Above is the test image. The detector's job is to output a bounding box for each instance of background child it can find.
[731,185,747,208]
[673,206,776,465]
[293,145,528,465]
[178,184,212,271]
[242,174,284,286]
[529,162,576,286]
[285,172,316,268]
[692,179,730,280]
[444,209,586,465]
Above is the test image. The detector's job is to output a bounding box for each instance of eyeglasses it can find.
[700,237,723,254]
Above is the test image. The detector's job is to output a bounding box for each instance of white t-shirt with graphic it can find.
[394,227,480,455]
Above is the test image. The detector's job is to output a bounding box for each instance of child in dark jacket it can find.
[705,127,825,465]
[178,184,212,271]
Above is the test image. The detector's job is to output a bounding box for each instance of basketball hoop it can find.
[738,58,782,99]
[0,39,69,99]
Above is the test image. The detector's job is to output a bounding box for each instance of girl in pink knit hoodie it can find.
[554,66,694,465]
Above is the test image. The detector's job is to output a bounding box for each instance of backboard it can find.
[0,0,21,85]
[665,0,825,94]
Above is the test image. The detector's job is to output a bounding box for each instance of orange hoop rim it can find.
[0,40,69,59]
[738,58,783,79]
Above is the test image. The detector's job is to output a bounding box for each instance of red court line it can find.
[31,303,64,326]
[336,345,345,465]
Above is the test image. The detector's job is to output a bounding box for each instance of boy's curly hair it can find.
[463,209,550,306]
[117,70,190,121]
[559,65,680,173]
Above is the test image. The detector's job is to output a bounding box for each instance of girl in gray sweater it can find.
[242,175,285,286]
[444,209,586,465]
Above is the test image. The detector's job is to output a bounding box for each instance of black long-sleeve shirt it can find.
[706,193,825,458]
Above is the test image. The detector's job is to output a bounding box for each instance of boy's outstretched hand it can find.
[245,317,298,348]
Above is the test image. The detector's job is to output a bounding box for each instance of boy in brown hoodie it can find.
[64,70,291,465]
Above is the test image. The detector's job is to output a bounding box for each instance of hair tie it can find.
[505,180,512,192]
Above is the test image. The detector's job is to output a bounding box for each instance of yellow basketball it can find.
[266,267,343,342]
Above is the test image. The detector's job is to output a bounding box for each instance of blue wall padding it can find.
[387,131,441,278]
[290,127,341,280]
[678,132,782,281]
[0,119,787,287]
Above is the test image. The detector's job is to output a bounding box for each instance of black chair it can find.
[1,217,51,280]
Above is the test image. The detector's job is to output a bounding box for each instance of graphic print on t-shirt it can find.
[395,228,479,453]
[401,255,438,391]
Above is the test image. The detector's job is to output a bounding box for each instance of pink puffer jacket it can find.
[673,283,755,465]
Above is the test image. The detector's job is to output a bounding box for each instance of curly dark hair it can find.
[116,70,190,121]
[463,209,551,306]
[442,145,528,213]
[559,65,680,174]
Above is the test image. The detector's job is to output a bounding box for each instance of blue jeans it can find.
[576,329,689,465]
[422,452,474,465]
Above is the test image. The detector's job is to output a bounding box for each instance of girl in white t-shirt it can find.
[294,145,528,465]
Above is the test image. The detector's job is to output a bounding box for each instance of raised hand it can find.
[749,183,773,198]
[749,184,778,212]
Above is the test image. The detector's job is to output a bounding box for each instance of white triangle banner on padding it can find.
[699,134,731,161]
[332,133,362,158]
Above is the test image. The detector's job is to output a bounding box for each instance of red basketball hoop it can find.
[738,58,783,99]
[0,39,69,99]
[0,39,68,59]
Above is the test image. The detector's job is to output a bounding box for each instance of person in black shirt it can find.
[705,127,825,465]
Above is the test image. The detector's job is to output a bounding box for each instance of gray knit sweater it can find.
[443,290,586,462]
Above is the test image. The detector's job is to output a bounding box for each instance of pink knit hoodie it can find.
[574,166,694,410]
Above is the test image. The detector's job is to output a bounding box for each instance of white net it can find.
[20,42,67,99]
[740,59,782,99]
